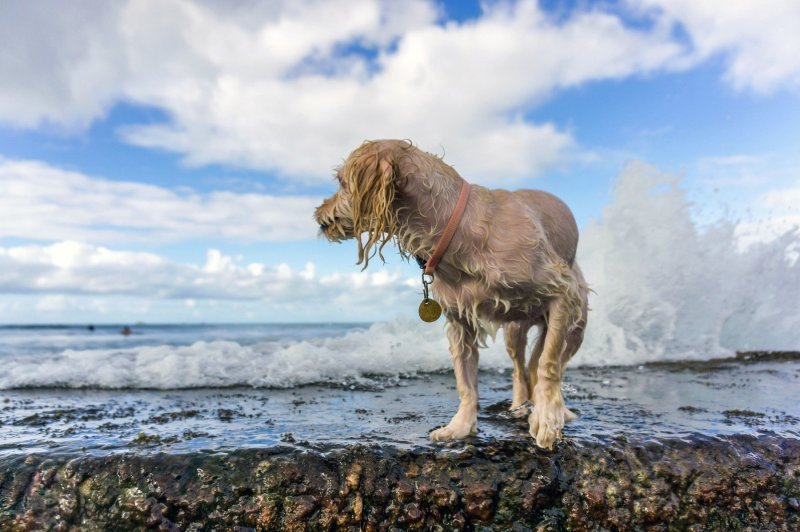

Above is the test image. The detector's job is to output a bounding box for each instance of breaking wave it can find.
[578,162,799,365]
[0,318,508,389]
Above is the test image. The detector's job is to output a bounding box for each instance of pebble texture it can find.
[1,434,798,530]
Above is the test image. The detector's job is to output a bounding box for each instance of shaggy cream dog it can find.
[315,140,588,449]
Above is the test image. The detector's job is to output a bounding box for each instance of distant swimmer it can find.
[87,324,95,332]
[120,326,132,336]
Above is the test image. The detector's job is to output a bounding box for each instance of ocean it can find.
[1,320,798,457]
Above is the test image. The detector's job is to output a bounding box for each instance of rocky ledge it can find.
[2,434,798,530]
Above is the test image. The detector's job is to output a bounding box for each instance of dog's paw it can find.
[429,419,477,441]
[508,401,531,418]
[528,388,577,449]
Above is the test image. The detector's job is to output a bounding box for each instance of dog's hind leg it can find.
[430,315,480,441]
[526,323,546,402]
[504,321,532,417]
[527,297,577,449]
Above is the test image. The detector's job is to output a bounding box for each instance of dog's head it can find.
[315,140,406,269]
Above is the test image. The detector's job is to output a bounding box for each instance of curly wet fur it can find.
[341,145,402,269]
[315,140,589,449]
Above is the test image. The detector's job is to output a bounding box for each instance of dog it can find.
[315,140,588,449]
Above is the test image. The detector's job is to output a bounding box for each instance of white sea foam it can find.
[0,318,510,389]
[0,162,797,389]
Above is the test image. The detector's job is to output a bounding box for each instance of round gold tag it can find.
[418,298,442,322]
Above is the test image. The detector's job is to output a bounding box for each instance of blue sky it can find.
[0,0,799,324]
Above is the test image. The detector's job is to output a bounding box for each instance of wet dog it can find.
[315,140,588,448]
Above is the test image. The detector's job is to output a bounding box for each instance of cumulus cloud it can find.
[0,0,690,183]
[4,2,798,182]
[0,2,124,129]
[630,0,800,92]
[0,240,419,308]
[0,157,320,243]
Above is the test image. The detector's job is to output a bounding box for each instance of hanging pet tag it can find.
[419,298,442,322]
[418,273,442,322]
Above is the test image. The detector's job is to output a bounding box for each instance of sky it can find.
[0,0,799,324]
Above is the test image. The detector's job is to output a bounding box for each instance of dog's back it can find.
[512,189,579,267]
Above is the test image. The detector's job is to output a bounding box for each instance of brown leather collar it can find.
[423,181,471,275]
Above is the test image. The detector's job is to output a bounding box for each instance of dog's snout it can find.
[319,222,329,231]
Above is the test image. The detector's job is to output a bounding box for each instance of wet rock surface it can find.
[1,434,798,530]
[2,353,799,456]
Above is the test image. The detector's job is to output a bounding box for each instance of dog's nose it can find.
[320,222,329,231]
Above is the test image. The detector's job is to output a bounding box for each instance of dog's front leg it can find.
[430,315,479,441]
[528,299,577,449]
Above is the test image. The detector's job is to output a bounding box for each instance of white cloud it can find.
[4,1,798,183]
[0,157,320,243]
[689,155,800,249]
[0,2,124,129]
[0,0,689,183]
[695,154,767,187]
[35,295,68,312]
[760,186,800,211]
[30,295,110,317]
[630,0,800,92]
[735,184,800,249]
[0,240,419,308]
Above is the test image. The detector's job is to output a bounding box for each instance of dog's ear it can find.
[342,142,399,270]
